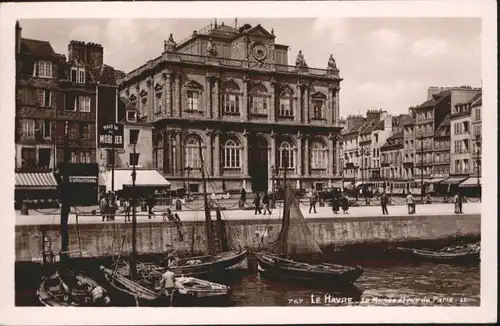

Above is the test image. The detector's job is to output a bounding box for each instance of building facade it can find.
[470,95,482,178]
[15,21,118,171]
[117,21,343,193]
[341,115,366,185]
[413,86,481,180]
[450,92,481,176]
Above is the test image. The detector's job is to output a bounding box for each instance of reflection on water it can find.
[16,258,479,307]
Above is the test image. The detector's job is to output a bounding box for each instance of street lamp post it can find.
[270,165,277,208]
[129,129,140,280]
[475,135,481,200]
[420,136,424,203]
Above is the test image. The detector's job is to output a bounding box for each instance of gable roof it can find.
[434,114,451,136]
[244,24,275,38]
[418,90,451,109]
[20,38,57,58]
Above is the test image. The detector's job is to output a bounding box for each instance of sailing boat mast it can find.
[199,140,213,255]
[60,121,70,265]
[281,161,288,257]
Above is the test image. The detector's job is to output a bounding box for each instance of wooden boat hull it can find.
[101,266,231,306]
[169,250,248,277]
[255,253,363,286]
[37,271,111,307]
[396,247,480,265]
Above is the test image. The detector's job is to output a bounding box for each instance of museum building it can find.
[117,20,343,193]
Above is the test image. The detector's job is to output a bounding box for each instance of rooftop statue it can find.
[206,38,218,56]
[295,50,307,67]
[327,54,337,70]
[164,33,177,53]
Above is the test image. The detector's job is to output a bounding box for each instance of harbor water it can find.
[15,256,479,307]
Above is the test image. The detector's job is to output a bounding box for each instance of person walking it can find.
[381,192,389,215]
[123,198,131,222]
[253,193,262,215]
[341,193,349,214]
[309,190,318,214]
[147,194,157,219]
[331,195,340,214]
[99,193,108,222]
[405,192,415,215]
[262,192,272,215]
[239,188,246,208]
[453,192,460,214]
[458,191,463,214]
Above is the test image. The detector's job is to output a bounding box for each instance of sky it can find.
[19,17,481,117]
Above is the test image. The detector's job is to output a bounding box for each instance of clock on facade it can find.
[252,43,267,61]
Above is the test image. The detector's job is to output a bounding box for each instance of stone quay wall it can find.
[15,214,480,263]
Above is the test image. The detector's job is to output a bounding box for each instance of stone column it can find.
[242,79,248,122]
[305,86,310,124]
[304,136,310,176]
[242,130,249,176]
[204,75,210,117]
[163,130,168,174]
[147,78,154,122]
[213,78,220,120]
[327,86,333,125]
[334,88,340,125]
[294,89,300,123]
[175,131,181,175]
[335,139,341,176]
[270,134,276,169]
[297,85,303,123]
[207,131,213,176]
[297,135,302,176]
[269,81,276,122]
[163,73,171,116]
[173,73,180,117]
[328,136,334,176]
[214,131,221,176]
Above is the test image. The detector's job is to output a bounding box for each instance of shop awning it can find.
[459,177,481,188]
[440,176,468,185]
[15,173,58,189]
[105,169,170,191]
[413,178,432,184]
[427,177,447,184]
[331,180,343,188]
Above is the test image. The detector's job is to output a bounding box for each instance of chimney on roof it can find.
[68,40,86,63]
[366,109,382,123]
[15,21,22,55]
[86,42,104,67]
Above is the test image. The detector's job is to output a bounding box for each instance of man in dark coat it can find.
[253,193,262,215]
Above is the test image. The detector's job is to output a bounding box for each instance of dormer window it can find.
[127,110,137,123]
[33,61,52,78]
[71,67,86,83]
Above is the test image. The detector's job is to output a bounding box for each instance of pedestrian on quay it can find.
[405,192,415,215]
[239,188,246,208]
[309,189,318,214]
[381,192,389,215]
[147,194,157,219]
[331,195,340,214]
[160,266,177,305]
[262,192,272,215]
[108,192,117,221]
[341,193,349,214]
[458,191,463,214]
[253,193,262,215]
[123,198,131,222]
[453,192,460,214]
[99,193,108,222]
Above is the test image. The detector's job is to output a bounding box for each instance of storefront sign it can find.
[69,176,98,184]
[98,123,124,148]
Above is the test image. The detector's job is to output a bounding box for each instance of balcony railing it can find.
[122,52,339,84]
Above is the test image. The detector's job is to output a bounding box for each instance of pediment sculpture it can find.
[206,38,218,56]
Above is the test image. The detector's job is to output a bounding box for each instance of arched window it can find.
[278,87,294,117]
[311,92,326,119]
[222,81,240,114]
[184,136,202,169]
[310,141,327,169]
[278,141,295,169]
[223,139,241,168]
[249,83,269,115]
